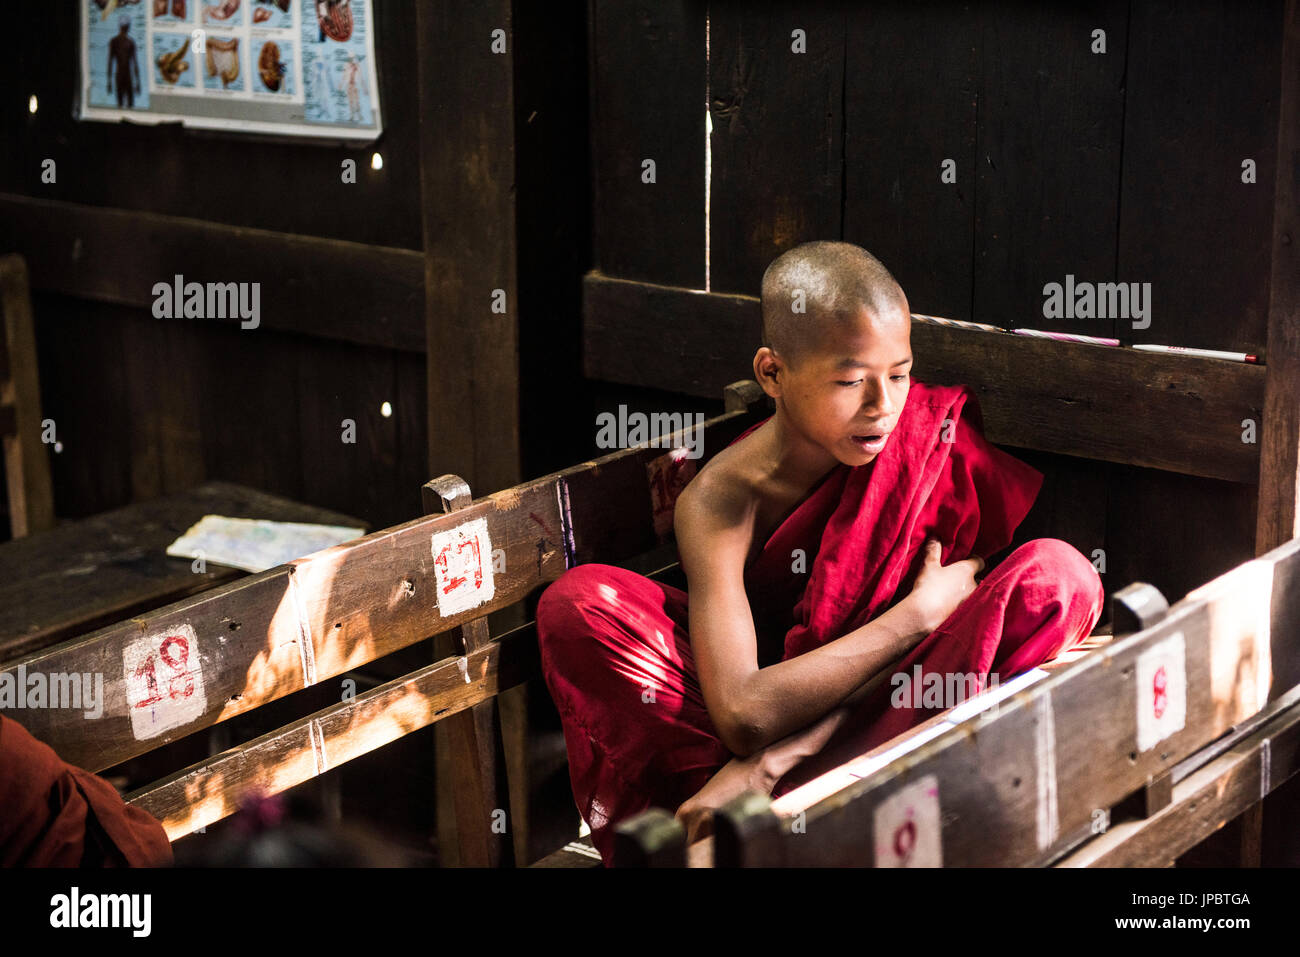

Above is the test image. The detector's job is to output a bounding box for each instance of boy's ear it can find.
[753,347,784,399]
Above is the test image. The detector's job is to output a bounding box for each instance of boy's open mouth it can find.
[851,433,889,452]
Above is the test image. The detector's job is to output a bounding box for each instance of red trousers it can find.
[536,538,1103,865]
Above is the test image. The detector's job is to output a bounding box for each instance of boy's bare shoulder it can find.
[675,439,762,535]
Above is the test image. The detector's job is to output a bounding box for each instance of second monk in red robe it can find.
[537,242,1105,864]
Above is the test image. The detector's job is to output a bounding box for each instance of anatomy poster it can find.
[79,0,382,141]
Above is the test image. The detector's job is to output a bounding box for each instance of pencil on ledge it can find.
[1132,344,1260,364]
[910,314,1006,333]
[1013,328,1120,347]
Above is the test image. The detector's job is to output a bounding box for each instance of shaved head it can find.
[760,241,908,367]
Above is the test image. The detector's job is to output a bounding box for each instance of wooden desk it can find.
[0,481,367,663]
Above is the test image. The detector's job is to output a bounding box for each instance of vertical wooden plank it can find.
[0,255,55,536]
[416,1,520,497]
[423,476,514,868]
[708,3,844,294]
[1120,0,1283,354]
[1257,0,1300,553]
[591,0,706,287]
[975,2,1127,334]
[1254,0,1300,871]
[842,1,978,319]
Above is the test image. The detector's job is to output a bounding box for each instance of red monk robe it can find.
[536,382,1104,864]
[0,714,173,867]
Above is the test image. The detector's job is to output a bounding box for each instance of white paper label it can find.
[874,774,942,867]
[123,622,207,740]
[431,517,496,616]
[1135,631,1187,752]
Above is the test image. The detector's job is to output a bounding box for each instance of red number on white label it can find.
[132,634,195,709]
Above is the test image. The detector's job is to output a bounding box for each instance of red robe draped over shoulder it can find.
[746,381,1044,660]
[0,714,173,867]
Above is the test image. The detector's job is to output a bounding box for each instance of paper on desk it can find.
[166,515,366,573]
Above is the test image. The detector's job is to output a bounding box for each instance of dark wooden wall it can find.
[586,0,1286,606]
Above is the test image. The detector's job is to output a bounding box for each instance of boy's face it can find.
[758,302,913,466]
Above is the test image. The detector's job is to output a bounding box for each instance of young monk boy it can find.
[536,241,1104,864]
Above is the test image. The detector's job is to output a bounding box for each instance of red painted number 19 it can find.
[132,635,195,709]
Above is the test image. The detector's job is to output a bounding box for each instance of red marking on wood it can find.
[893,817,917,863]
[1152,665,1168,719]
[529,511,558,541]
[434,535,484,596]
[132,634,196,708]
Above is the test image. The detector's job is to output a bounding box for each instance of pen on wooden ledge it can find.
[910,314,1006,334]
[1013,328,1120,347]
[1131,344,1261,364]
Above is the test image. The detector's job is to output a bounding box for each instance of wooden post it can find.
[424,476,515,867]
[0,254,55,537]
[1243,0,1300,867]
[713,791,786,867]
[1257,0,1300,558]
[415,3,520,498]
[612,808,687,867]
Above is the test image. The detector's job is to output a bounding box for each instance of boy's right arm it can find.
[677,479,981,757]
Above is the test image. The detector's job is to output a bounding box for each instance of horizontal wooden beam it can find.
[583,271,1266,483]
[127,621,541,841]
[4,477,562,772]
[0,193,425,352]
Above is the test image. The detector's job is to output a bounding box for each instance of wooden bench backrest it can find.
[613,535,1300,866]
[1,380,769,847]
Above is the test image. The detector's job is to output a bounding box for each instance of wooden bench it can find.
[609,540,1300,867]
[0,381,771,865]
